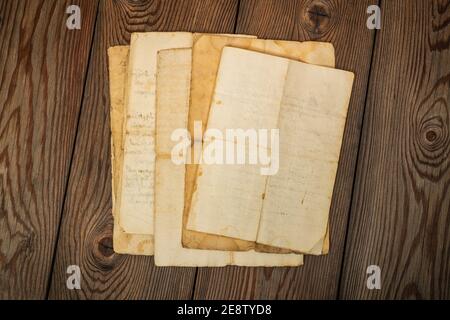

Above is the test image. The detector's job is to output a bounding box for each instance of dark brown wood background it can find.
[0,0,448,300]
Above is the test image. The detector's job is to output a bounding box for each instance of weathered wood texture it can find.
[193,0,378,299]
[2,0,447,300]
[340,0,450,299]
[0,0,98,299]
[48,0,239,300]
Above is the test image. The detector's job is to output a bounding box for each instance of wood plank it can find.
[0,0,98,299]
[48,0,239,300]
[193,0,378,299]
[340,0,450,299]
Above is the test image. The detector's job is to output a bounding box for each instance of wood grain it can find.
[193,0,378,299]
[0,0,98,299]
[48,0,239,300]
[340,0,450,299]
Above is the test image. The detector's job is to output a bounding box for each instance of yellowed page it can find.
[257,57,354,254]
[186,47,286,241]
[154,48,230,266]
[231,250,302,266]
[183,34,335,252]
[154,47,302,266]
[192,32,256,43]
[108,46,153,255]
[187,47,353,252]
[119,32,193,235]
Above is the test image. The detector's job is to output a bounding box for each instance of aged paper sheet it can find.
[117,32,256,237]
[154,48,229,266]
[108,46,153,255]
[187,47,353,253]
[119,32,193,235]
[183,35,334,253]
[110,33,256,256]
[186,47,286,241]
[154,47,302,266]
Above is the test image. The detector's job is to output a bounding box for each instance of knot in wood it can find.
[97,235,114,258]
[419,115,447,153]
[301,0,332,36]
[413,97,450,178]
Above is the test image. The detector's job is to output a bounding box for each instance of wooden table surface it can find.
[0,0,448,300]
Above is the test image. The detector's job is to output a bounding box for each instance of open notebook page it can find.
[187,47,353,253]
[183,35,334,253]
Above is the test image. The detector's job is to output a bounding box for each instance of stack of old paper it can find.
[107,32,354,267]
